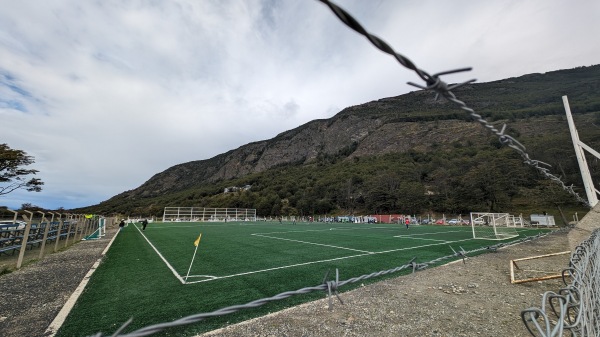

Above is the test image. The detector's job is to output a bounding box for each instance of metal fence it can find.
[521,228,600,336]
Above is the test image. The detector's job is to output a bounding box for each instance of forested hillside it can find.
[75,65,600,218]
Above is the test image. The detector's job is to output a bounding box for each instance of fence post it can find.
[16,210,34,269]
[64,213,74,248]
[37,211,52,259]
[53,213,63,253]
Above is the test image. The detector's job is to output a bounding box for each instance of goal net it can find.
[471,212,519,240]
[83,218,106,240]
[162,207,257,222]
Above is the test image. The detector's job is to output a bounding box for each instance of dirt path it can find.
[0,227,118,337]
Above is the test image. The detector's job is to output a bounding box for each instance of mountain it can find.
[78,65,600,218]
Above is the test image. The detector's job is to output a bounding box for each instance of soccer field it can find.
[56,221,550,337]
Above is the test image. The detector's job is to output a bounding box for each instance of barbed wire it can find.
[89,230,557,337]
[317,0,591,207]
[521,228,600,336]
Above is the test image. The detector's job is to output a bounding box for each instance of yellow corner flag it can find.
[193,233,202,247]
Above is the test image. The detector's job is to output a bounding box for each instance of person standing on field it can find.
[141,219,149,231]
[405,217,410,229]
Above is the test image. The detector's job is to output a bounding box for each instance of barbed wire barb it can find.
[325,268,344,310]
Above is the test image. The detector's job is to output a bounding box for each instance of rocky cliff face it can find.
[117,64,600,199]
[128,109,486,198]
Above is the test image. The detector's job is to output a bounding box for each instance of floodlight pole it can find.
[563,95,599,207]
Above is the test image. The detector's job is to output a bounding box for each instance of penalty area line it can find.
[393,235,448,242]
[185,237,477,284]
[252,233,373,253]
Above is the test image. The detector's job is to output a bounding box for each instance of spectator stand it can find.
[0,210,114,270]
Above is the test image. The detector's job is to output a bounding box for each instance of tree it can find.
[0,144,44,196]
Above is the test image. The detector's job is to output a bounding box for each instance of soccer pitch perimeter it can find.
[56,221,550,337]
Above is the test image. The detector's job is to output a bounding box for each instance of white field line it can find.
[393,230,468,242]
[185,236,475,284]
[253,227,468,236]
[401,230,469,236]
[253,226,400,235]
[147,222,277,228]
[251,233,373,253]
[185,252,371,284]
[392,235,448,242]
[185,275,218,280]
[134,225,186,284]
[45,228,121,337]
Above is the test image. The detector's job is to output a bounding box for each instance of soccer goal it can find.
[470,212,519,240]
[162,207,257,222]
[83,218,106,240]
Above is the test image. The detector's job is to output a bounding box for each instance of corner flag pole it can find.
[184,233,202,283]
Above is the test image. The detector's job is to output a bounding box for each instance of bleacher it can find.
[0,212,114,270]
[0,221,79,256]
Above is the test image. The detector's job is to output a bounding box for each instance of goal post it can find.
[82,217,106,240]
[471,212,519,240]
[162,207,257,222]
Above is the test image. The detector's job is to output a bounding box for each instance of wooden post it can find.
[37,211,52,259]
[8,209,18,224]
[16,211,34,269]
[75,214,83,241]
[509,251,571,284]
[64,214,74,248]
[53,213,63,253]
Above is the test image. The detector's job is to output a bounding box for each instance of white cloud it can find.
[1,0,599,209]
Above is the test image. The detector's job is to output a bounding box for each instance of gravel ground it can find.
[0,225,586,337]
[0,226,118,337]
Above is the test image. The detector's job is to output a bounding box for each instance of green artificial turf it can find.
[55,222,551,337]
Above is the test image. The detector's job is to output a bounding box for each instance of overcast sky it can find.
[1,0,599,210]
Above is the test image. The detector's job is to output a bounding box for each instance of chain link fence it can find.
[521,228,600,336]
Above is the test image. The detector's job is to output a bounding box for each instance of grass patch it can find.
[56,222,551,337]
